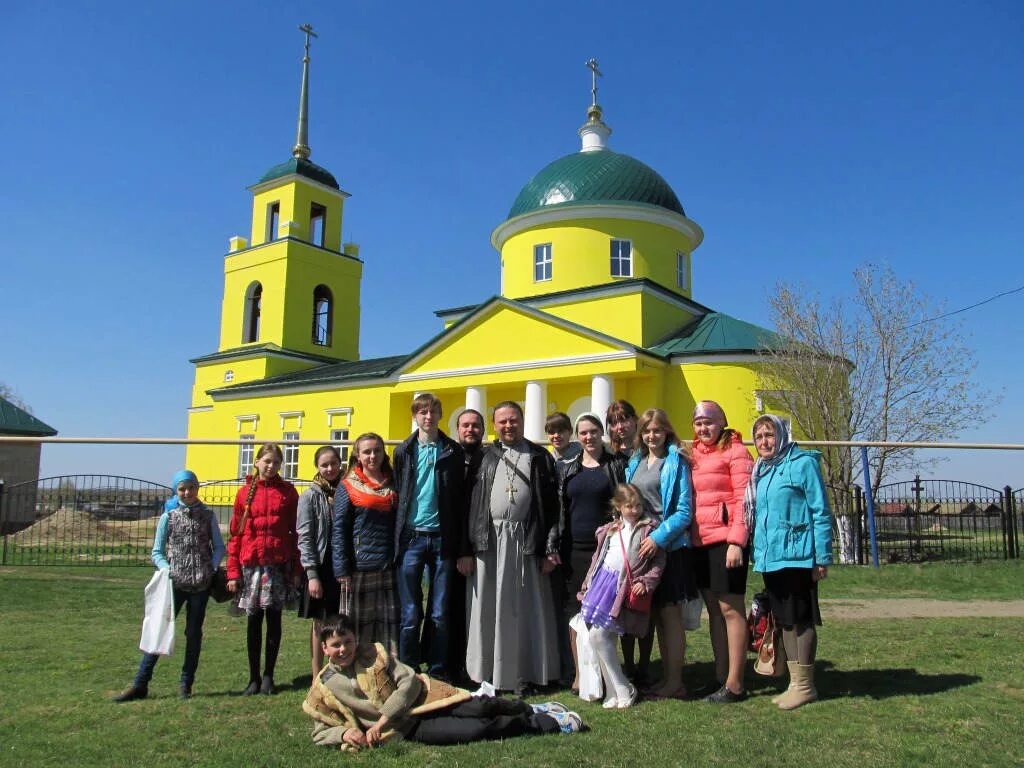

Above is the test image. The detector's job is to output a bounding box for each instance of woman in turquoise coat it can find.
[746,414,832,710]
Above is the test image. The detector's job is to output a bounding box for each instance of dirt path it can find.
[822,598,1024,619]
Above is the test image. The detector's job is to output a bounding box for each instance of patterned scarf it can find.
[312,471,341,506]
[743,414,793,533]
[342,466,396,513]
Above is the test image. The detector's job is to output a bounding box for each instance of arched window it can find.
[312,284,332,346]
[244,282,262,343]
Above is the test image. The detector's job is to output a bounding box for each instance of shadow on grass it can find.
[683,660,980,701]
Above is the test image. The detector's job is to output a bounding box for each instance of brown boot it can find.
[777,662,817,710]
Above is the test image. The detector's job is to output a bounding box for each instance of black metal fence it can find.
[1,473,1020,566]
[0,475,312,566]
[830,476,1021,564]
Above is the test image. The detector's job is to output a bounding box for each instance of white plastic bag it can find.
[139,569,175,656]
[569,612,603,702]
[683,596,703,631]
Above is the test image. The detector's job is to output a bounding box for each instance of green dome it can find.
[257,157,339,190]
[508,150,685,219]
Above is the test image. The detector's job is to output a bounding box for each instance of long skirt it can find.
[340,568,399,653]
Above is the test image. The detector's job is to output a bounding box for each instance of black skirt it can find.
[691,541,749,596]
[762,568,822,627]
[297,559,342,621]
[653,547,699,606]
[567,546,597,614]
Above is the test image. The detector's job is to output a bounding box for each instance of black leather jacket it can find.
[466,439,559,557]
[392,429,466,560]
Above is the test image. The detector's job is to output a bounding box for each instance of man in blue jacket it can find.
[393,393,466,678]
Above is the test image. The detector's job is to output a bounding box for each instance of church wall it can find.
[219,251,289,349]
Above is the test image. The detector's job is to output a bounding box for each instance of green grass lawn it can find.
[1,564,1022,767]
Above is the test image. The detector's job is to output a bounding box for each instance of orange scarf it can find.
[342,466,396,513]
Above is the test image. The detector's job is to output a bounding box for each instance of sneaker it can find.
[550,710,583,734]
[531,701,569,715]
[703,685,748,704]
[616,684,638,709]
[113,685,148,703]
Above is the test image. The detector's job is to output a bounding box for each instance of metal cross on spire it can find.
[586,58,603,107]
[292,23,319,160]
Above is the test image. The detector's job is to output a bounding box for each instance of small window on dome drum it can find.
[534,243,552,282]
[610,239,632,277]
[676,251,690,291]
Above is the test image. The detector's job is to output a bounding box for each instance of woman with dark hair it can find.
[297,445,344,677]
[605,400,638,458]
[556,412,626,690]
[748,414,832,710]
[332,433,399,652]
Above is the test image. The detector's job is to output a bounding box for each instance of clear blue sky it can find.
[2,1,1022,486]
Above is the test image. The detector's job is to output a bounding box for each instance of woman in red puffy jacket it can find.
[226,443,300,695]
[690,401,754,703]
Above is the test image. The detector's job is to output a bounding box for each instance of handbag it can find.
[753,611,787,677]
[139,569,175,656]
[209,568,231,603]
[618,528,652,613]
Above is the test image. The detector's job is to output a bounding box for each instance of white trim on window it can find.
[282,432,300,479]
[278,410,304,429]
[676,250,690,291]
[610,239,633,278]
[533,243,552,282]
[325,407,354,427]
[235,414,259,432]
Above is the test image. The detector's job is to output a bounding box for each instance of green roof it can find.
[208,355,408,396]
[0,396,57,436]
[647,312,785,357]
[257,157,339,190]
[507,150,685,219]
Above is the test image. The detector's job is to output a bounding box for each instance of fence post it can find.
[1005,486,1018,560]
[0,478,6,565]
[853,485,864,565]
[860,449,879,568]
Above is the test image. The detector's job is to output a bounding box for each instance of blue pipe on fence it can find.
[860,447,880,568]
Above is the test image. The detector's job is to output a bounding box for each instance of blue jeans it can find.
[134,585,209,688]
[398,531,452,675]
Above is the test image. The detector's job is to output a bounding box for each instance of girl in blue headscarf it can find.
[114,469,225,702]
[746,415,833,710]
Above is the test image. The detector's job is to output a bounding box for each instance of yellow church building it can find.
[185,47,784,481]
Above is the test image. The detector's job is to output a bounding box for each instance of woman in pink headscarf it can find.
[689,400,753,703]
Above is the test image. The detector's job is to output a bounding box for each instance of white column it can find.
[465,386,487,420]
[524,380,548,443]
[591,375,614,429]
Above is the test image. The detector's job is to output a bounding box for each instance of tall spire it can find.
[579,58,611,152]
[292,23,318,160]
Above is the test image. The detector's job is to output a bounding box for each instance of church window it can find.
[267,202,281,242]
[282,432,300,479]
[676,251,690,291]
[237,435,255,479]
[224,370,234,383]
[312,285,333,346]
[243,282,262,343]
[331,428,350,463]
[610,239,632,277]
[310,203,326,247]
[534,243,552,282]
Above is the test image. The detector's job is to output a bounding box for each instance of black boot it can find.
[113,685,148,702]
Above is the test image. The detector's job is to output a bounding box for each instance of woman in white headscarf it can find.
[746,414,833,710]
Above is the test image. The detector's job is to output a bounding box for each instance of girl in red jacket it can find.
[690,401,754,703]
[227,442,300,695]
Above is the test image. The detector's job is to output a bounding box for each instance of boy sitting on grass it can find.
[304,614,582,751]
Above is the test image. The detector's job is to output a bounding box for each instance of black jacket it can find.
[392,429,466,560]
[555,448,627,558]
[467,439,559,558]
[331,483,394,576]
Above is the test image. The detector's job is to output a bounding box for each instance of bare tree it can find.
[758,263,989,562]
[0,383,32,413]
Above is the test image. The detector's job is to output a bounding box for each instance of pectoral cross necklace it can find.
[503,447,523,504]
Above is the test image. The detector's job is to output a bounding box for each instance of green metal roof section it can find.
[0,396,57,436]
[257,157,340,190]
[647,312,785,357]
[507,150,685,219]
[191,343,340,366]
[208,355,409,395]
